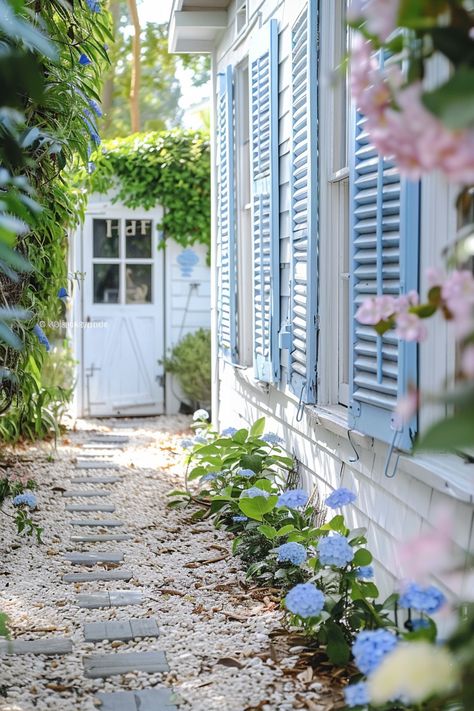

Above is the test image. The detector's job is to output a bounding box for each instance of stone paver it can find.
[96,688,177,711]
[76,460,120,470]
[83,651,168,678]
[70,476,121,484]
[84,618,159,642]
[89,435,129,444]
[76,590,143,609]
[71,533,133,543]
[64,551,124,565]
[63,570,133,583]
[63,490,110,498]
[82,443,124,450]
[69,519,124,527]
[0,638,73,655]
[65,504,116,513]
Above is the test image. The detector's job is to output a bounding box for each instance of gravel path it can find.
[0,417,344,711]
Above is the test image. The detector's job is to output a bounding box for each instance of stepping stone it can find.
[70,519,124,527]
[0,638,72,655]
[89,435,129,444]
[71,534,133,543]
[63,490,110,498]
[96,688,177,711]
[83,650,168,678]
[76,460,120,470]
[84,443,124,450]
[64,551,124,566]
[71,476,120,485]
[63,570,133,583]
[65,504,116,513]
[84,617,159,642]
[77,590,143,609]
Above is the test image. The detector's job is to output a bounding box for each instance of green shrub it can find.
[161,328,211,409]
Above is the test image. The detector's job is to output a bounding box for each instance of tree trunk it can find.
[101,0,121,135]
[127,0,141,133]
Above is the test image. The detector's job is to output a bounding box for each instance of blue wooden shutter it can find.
[349,109,420,449]
[250,20,280,382]
[288,1,319,402]
[217,65,237,362]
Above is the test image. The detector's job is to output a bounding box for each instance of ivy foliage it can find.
[84,131,211,252]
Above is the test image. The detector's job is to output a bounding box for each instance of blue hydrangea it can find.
[232,515,248,523]
[180,438,194,449]
[33,324,50,352]
[240,487,269,499]
[352,630,398,675]
[399,582,446,614]
[201,473,218,482]
[79,53,92,66]
[277,542,307,566]
[262,432,283,445]
[356,565,375,580]
[13,493,37,510]
[238,468,255,478]
[193,435,207,445]
[344,681,370,708]
[325,487,357,509]
[285,583,325,618]
[277,489,308,509]
[193,408,209,421]
[411,618,430,631]
[85,0,101,11]
[222,427,237,437]
[317,534,354,567]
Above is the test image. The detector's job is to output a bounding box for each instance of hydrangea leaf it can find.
[249,417,265,437]
[258,524,278,540]
[325,621,351,665]
[240,454,263,472]
[353,549,373,567]
[238,494,278,522]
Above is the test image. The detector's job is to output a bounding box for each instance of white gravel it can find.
[0,416,342,711]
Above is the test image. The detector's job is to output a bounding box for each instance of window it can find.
[235,0,248,36]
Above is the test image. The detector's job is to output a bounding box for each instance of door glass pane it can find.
[125,219,152,258]
[93,219,120,258]
[94,264,120,303]
[125,264,152,304]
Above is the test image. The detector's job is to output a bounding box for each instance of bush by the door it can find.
[161,328,211,409]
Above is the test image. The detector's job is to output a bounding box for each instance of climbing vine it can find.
[83,130,211,252]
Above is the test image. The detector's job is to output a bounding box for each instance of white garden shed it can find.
[69,191,211,417]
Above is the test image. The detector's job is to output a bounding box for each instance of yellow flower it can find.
[369,641,458,704]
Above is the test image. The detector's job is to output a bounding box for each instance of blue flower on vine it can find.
[79,53,92,66]
[317,533,354,567]
[201,473,218,482]
[85,0,101,12]
[399,582,446,614]
[325,487,357,509]
[88,99,103,117]
[285,583,325,618]
[33,324,50,352]
[13,493,37,510]
[277,489,308,509]
[277,542,307,566]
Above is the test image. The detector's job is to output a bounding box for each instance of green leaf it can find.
[188,466,207,481]
[238,494,278,522]
[240,454,263,472]
[233,428,248,443]
[359,581,379,599]
[325,621,351,666]
[250,417,266,437]
[423,67,474,130]
[254,478,273,493]
[416,409,474,452]
[257,524,278,540]
[353,549,373,566]
[276,524,296,537]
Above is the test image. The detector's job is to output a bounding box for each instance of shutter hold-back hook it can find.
[347,429,360,463]
[383,428,401,479]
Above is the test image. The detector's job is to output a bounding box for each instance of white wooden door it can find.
[82,207,165,417]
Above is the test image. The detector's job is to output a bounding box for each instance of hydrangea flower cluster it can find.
[238,468,255,478]
[356,565,375,580]
[277,489,308,509]
[193,409,209,421]
[352,629,399,675]
[344,681,370,708]
[232,515,248,523]
[193,435,207,445]
[13,493,37,509]
[399,582,446,614]
[180,438,194,449]
[317,534,354,567]
[221,427,237,437]
[410,618,430,631]
[240,487,269,499]
[285,583,325,618]
[201,473,218,482]
[277,542,307,566]
[261,432,283,445]
[325,487,357,509]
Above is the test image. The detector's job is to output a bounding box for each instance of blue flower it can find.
[399,582,446,614]
[33,324,50,352]
[261,432,283,445]
[180,438,194,449]
[193,408,209,421]
[410,618,430,631]
[317,534,354,567]
[88,99,103,117]
[238,468,255,478]
[222,427,237,437]
[352,630,398,675]
[232,515,248,523]
[79,53,92,66]
[85,0,101,12]
[356,565,374,580]
[325,487,357,509]
[277,542,307,566]
[13,493,37,510]
[83,110,101,146]
[240,487,269,499]
[193,435,207,445]
[285,583,325,618]
[277,489,308,509]
[201,473,218,482]
[57,287,68,299]
[344,681,370,708]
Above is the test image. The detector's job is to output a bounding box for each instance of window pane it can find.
[125,264,152,304]
[93,219,120,258]
[125,219,152,258]
[94,264,120,303]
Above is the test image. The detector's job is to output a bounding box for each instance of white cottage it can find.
[69,191,211,417]
[169,0,474,598]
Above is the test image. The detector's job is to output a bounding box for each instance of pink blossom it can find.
[426,267,444,288]
[461,344,474,378]
[355,295,396,325]
[395,291,420,312]
[397,509,453,582]
[393,389,418,428]
[395,312,428,342]
[442,270,474,336]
